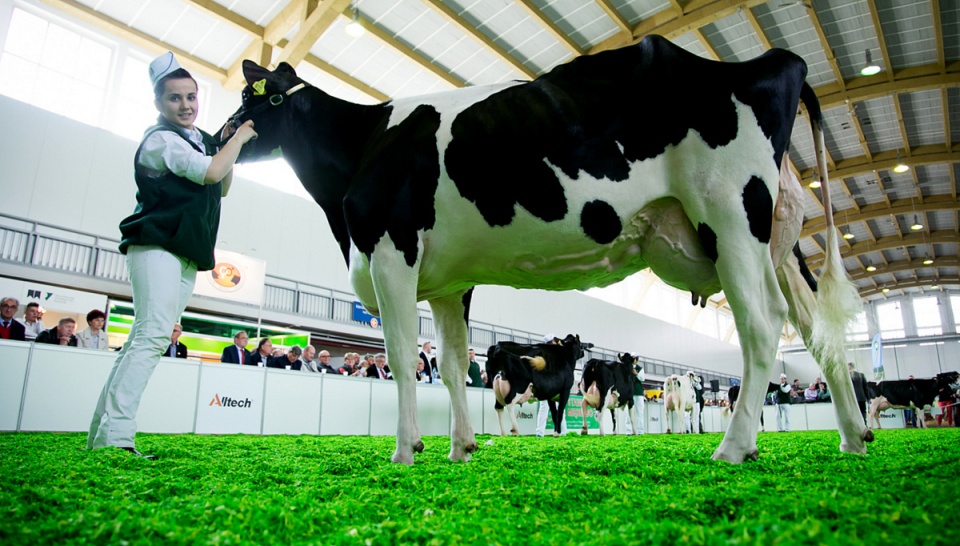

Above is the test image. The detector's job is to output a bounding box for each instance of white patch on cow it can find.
[385,81,524,131]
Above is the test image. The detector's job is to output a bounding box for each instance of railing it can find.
[0,212,739,385]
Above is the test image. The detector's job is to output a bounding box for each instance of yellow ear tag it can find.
[252,79,267,96]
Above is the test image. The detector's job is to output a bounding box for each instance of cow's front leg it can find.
[369,244,422,465]
[429,291,477,462]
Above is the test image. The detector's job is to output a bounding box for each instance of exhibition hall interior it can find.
[0,0,958,437]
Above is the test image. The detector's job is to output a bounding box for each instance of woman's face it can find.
[88,317,105,331]
[156,77,199,130]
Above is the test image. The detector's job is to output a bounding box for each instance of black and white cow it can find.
[486,334,590,437]
[228,34,869,464]
[579,353,641,436]
[867,372,959,429]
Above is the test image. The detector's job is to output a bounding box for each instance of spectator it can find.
[430,356,439,383]
[367,353,391,379]
[419,341,433,383]
[775,373,792,432]
[76,309,110,351]
[248,338,274,367]
[273,345,301,370]
[416,357,427,382]
[220,331,251,364]
[466,348,483,388]
[848,362,868,424]
[817,382,831,402]
[35,317,79,346]
[165,323,188,358]
[804,382,819,403]
[271,348,284,358]
[18,302,45,341]
[694,374,705,433]
[317,350,339,374]
[790,379,803,404]
[0,297,26,341]
[339,352,358,375]
[904,375,917,427]
[354,354,371,377]
[300,345,319,372]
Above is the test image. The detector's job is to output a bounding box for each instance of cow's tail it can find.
[522,355,547,372]
[800,83,863,371]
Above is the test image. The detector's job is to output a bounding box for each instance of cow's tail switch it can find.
[800,82,862,370]
[521,355,547,372]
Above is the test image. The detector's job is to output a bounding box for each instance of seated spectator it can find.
[817,382,831,402]
[419,341,433,383]
[416,358,427,382]
[339,352,358,375]
[366,353,391,379]
[248,338,274,367]
[76,309,109,351]
[0,297,26,341]
[317,350,339,374]
[789,379,803,404]
[804,382,819,403]
[221,331,251,364]
[165,323,188,358]
[272,345,301,370]
[300,345,319,373]
[35,317,79,346]
[18,302,45,341]
[271,348,284,358]
[353,354,370,377]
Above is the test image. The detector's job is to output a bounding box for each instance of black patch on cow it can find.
[343,104,442,266]
[580,200,621,244]
[461,288,474,326]
[742,176,772,244]
[793,244,818,293]
[697,223,718,263]
[445,35,807,228]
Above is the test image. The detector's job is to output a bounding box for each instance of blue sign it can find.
[352,302,381,328]
[871,333,884,380]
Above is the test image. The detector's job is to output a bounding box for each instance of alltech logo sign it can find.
[209,393,253,408]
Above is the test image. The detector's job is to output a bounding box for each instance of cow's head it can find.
[557,334,593,361]
[938,371,960,389]
[618,352,638,366]
[225,60,309,164]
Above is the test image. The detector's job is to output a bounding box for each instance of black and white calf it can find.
[228,34,867,464]
[486,334,591,437]
[867,372,959,429]
[579,353,641,436]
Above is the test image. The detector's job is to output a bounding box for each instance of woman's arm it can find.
[204,120,257,186]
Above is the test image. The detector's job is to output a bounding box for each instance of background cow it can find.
[579,353,641,436]
[663,374,698,434]
[867,372,959,429]
[486,334,590,437]
[228,34,868,464]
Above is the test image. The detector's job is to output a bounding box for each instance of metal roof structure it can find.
[36,0,960,310]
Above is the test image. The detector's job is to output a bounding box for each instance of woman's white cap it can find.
[149,51,181,87]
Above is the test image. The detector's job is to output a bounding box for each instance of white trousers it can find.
[87,245,196,449]
[536,399,568,436]
[776,403,791,432]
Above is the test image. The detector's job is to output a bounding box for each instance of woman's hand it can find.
[232,120,257,145]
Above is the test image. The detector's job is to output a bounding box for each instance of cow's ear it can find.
[243,59,270,85]
[274,62,297,76]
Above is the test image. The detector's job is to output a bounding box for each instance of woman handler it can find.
[87,52,256,458]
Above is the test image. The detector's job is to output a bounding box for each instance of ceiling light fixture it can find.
[866,261,877,272]
[923,257,934,265]
[931,284,939,289]
[881,287,890,293]
[860,49,881,76]
[910,215,923,231]
[808,168,821,188]
[842,229,855,240]
[893,151,910,174]
[345,2,365,37]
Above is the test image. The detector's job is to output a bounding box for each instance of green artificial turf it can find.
[0,429,955,545]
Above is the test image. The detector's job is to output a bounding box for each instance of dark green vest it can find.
[119,118,221,271]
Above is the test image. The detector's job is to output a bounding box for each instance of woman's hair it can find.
[86,309,106,323]
[153,68,197,100]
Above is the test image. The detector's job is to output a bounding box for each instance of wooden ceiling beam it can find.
[274,0,352,68]
[861,277,958,298]
[806,230,958,270]
[515,0,584,56]
[183,0,262,38]
[594,0,633,36]
[799,149,960,184]
[801,194,960,238]
[423,0,537,80]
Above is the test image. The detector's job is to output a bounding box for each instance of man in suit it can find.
[220,331,251,364]
[418,341,433,383]
[366,353,391,379]
[317,350,340,374]
[248,338,273,367]
[164,323,188,358]
[0,297,26,341]
[299,345,319,373]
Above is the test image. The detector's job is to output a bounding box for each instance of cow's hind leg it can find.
[429,291,477,462]
[369,245,423,465]
[580,399,590,436]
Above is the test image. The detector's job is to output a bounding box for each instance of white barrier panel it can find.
[647,402,665,434]
[139,357,200,434]
[195,363,264,435]
[262,369,323,435]
[465,387,484,437]
[480,389,501,435]
[804,403,838,430]
[320,375,371,435]
[417,384,451,436]
[20,345,111,432]
[369,381,399,436]
[877,408,905,428]
[0,341,30,431]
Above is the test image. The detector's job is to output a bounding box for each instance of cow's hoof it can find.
[465,441,478,453]
[390,451,415,465]
[510,430,519,437]
[580,429,588,436]
[414,440,425,454]
[711,446,759,464]
[448,448,473,463]
[863,429,875,443]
